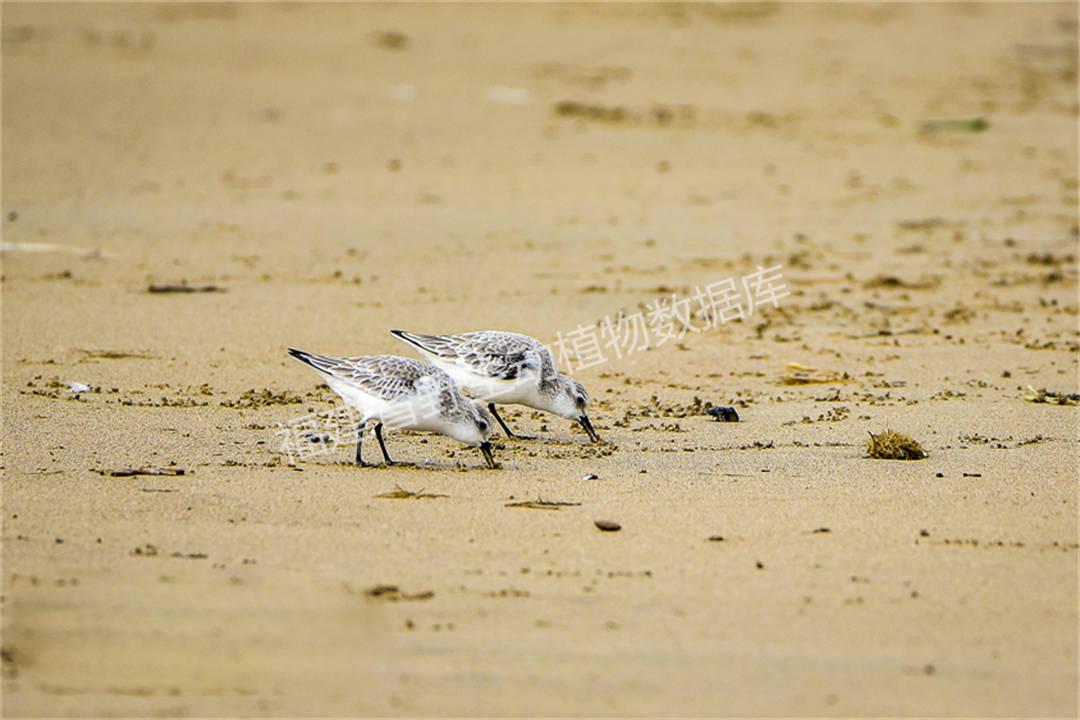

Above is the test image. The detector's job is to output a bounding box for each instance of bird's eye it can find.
[575,395,586,407]
[478,420,489,432]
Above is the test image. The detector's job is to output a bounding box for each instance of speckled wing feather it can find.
[288,350,457,406]
[391,330,557,381]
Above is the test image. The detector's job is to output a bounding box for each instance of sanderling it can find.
[390,330,601,442]
[288,349,497,468]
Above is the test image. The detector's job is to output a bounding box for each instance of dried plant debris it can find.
[1025,387,1080,405]
[782,363,848,385]
[98,467,187,477]
[130,543,206,559]
[364,584,433,602]
[942,304,975,323]
[863,274,940,290]
[867,431,927,460]
[375,484,448,500]
[847,328,923,338]
[896,217,959,232]
[1025,251,1076,266]
[75,348,157,360]
[920,117,989,133]
[148,283,226,294]
[506,497,582,510]
[553,100,695,127]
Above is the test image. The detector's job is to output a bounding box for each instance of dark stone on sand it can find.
[707,406,740,422]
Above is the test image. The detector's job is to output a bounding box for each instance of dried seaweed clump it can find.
[1025,387,1080,406]
[867,430,927,460]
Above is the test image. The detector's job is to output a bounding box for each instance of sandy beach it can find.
[2,2,1078,716]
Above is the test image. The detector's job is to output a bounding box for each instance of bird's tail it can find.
[287,347,337,375]
[389,329,455,358]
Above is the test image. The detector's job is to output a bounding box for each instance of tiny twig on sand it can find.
[374,484,448,499]
[505,497,582,510]
[103,467,187,477]
[148,284,226,294]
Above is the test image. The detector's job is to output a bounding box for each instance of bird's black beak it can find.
[480,441,497,469]
[578,414,600,442]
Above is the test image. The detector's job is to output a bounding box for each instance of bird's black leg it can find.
[374,422,394,464]
[355,420,369,466]
[488,403,536,440]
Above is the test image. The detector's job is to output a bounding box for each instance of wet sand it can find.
[2,3,1078,717]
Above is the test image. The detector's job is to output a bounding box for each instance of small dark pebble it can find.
[7,211,16,222]
[936,472,944,478]
[962,472,982,477]
[707,406,740,422]
[755,561,764,569]
[303,433,331,443]
[594,520,621,532]
[920,529,930,537]
[811,527,831,534]
[707,535,725,542]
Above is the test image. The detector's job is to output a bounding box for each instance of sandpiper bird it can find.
[390,329,600,442]
[288,349,497,468]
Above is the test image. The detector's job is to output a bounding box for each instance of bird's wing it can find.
[392,330,547,381]
[290,350,433,401]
